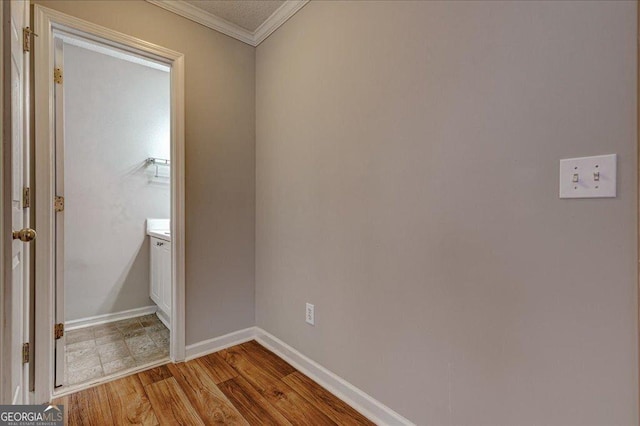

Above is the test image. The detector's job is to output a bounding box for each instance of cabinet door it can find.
[150,238,162,305]
[160,242,172,315]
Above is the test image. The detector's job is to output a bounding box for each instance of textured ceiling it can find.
[185,1,285,32]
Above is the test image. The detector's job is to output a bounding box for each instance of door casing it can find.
[32,5,186,403]
[1,0,32,405]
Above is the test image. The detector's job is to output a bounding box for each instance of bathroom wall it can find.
[34,0,256,342]
[256,1,638,424]
[63,42,170,321]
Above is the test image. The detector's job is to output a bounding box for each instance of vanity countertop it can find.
[147,218,171,242]
[148,230,171,241]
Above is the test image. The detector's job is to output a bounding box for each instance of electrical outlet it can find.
[305,303,315,325]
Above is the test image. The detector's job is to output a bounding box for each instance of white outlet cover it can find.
[305,303,314,325]
[559,154,617,199]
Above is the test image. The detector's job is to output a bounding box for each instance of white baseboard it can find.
[255,329,414,426]
[184,327,258,361]
[185,326,413,425]
[65,305,158,331]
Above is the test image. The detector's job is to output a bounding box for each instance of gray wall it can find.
[256,1,638,425]
[35,0,256,344]
[63,43,170,321]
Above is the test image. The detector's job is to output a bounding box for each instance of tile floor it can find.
[64,314,169,387]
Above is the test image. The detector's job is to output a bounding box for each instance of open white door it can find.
[3,0,32,405]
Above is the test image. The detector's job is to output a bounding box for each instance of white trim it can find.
[0,0,4,406]
[255,329,415,426]
[145,0,309,47]
[185,327,258,361]
[184,326,413,425]
[64,306,158,331]
[55,33,170,73]
[33,5,186,403]
[145,0,254,46]
[11,386,19,405]
[253,1,308,45]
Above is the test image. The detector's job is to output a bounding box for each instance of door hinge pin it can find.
[22,343,30,364]
[54,323,64,340]
[54,196,64,212]
[54,67,63,85]
[23,27,38,52]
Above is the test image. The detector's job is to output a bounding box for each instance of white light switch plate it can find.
[559,154,616,199]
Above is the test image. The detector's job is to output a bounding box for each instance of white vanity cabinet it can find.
[150,236,171,327]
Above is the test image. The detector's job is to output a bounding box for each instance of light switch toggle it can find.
[559,154,616,199]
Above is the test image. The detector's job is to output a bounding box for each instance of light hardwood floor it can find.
[52,340,374,425]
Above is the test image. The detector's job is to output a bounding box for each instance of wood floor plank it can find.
[239,341,296,379]
[51,395,69,426]
[69,384,115,426]
[220,346,337,426]
[197,352,238,384]
[218,375,293,426]
[137,365,172,387]
[144,377,205,426]
[282,372,374,425]
[106,374,159,425]
[57,342,369,426]
[51,395,68,405]
[166,361,248,425]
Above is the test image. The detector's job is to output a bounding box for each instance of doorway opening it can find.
[53,32,172,391]
[33,5,185,402]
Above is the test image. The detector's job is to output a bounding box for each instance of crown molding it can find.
[146,0,254,45]
[254,0,308,45]
[146,0,309,47]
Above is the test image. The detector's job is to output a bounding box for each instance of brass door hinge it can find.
[22,343,30,364]
[23,187,30,209]
[54,196,64,212]
[54,323,64,340]
[54,67,63,85]
[23,27,38,52]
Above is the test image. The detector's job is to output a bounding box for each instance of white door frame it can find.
[1,0,31,405]
[33,5,185,403]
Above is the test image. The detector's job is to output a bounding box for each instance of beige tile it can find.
[149,330,170,347]
[68,352,101,371]
[122,327,146,339]
[95,333,124,346]
[92,322,119,332]
[132,346,168,364]
[115,318,142,329]
[97,340,127,353]
[143,323,166,333]
[93,326,121,339]
[100,350,131,365]
[62,315,169,388]
[139,314,161,328]
[66,347,99,364]
[67,365,103,386]
[97,340,131,364]
[66,339,96,353]
[119,323,144,337]
[66,329,94,344]
[102,356,136,375]
[126,335,157,356]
